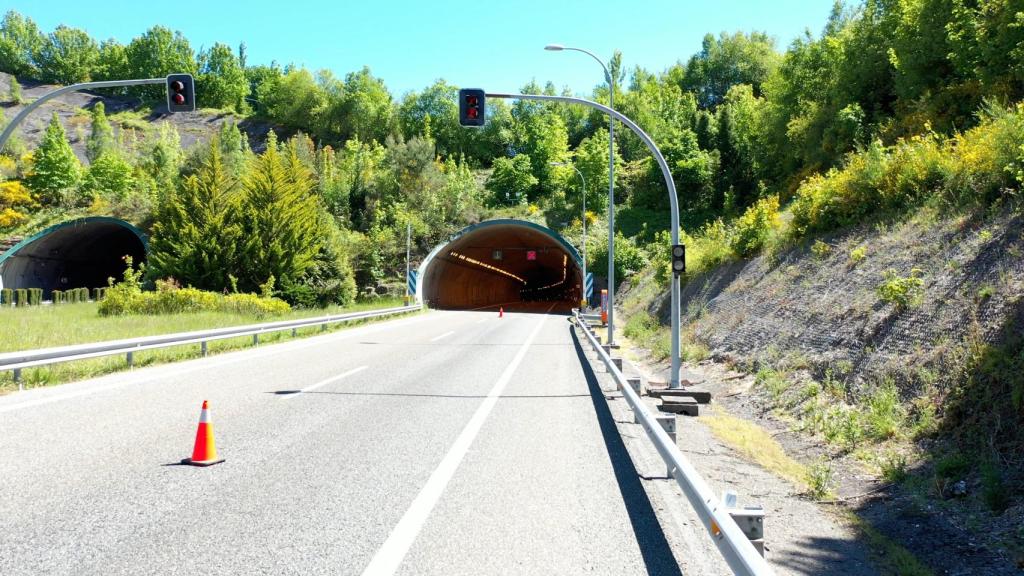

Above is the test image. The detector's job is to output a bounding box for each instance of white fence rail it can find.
[573,310,774,576]
[1,304,422,390]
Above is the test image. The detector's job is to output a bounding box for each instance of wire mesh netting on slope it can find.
[659,210,1024,396]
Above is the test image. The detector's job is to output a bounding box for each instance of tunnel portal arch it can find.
[0,217,148,298]
[417,219,584,309]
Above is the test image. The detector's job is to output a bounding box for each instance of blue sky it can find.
[10,0,836,97]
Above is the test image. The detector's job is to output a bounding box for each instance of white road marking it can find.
[360,304,554,576]
[474,318,488,325]
[428,331,455,343]
[0,313,437,414]
[280,365,368,399]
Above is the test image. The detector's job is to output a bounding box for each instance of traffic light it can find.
[459,88,485,127]
[166,74,195,113]
[671,244,686,276]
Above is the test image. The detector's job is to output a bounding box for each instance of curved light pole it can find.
[551,161,587,307]
[487,91,681,389]
[545,43,616,345]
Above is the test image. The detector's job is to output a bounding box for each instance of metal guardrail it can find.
[573,310,774,576]
[1,304,423,390]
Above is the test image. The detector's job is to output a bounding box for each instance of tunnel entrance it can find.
[418,219,583,309]
[0,217,147,299]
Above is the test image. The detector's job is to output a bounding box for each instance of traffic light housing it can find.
[166,74,195,113]
[459,88,485,127]
[671,244,686,276]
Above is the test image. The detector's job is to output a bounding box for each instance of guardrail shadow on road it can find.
[569,325,685,576]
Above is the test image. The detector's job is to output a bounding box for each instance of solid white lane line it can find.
[0,313,437,414]
[360,304,554,576]
[280,365,368,399]
[429,331,455,343]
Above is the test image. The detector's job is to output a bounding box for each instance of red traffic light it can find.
[458,88,486,127]
[173,94,185,105]
[466,95,478,106]
[467,108,479,119]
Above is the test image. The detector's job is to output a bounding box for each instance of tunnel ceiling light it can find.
[532,254,570,291]
[448,250,526,284]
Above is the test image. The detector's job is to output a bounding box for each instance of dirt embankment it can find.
[619,207,1024,574]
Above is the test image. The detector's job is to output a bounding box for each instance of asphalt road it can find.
[0,303,684,575]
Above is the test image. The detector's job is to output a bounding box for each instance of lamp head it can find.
[544,44,565,51]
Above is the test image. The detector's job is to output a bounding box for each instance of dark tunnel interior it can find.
[0,219,146,298]
[421,222,582,309]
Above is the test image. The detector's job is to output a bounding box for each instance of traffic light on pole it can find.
[166,74,195,113]
[459,88,485,127]
[671,244,686,276]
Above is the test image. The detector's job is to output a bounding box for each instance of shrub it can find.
[877,268,925,309]
[880,451,909,484]
[99,261,290,319]
[15,288,27,306]
[948,103,1024,204]
[866,382,905,440]
[1,288,11,305]
[806,458,835,499]
[730,195,780,257]
[51,289,63,304]
[849,245,868,265]
[29,288,41,305]
[811,240,832,260]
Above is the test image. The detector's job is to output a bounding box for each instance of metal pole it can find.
[0,77,166,153]
[405,222,411,305]
[551,162,587,308]
[546,46,616,344]
[488,92,681,389]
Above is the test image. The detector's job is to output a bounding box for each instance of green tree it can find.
[25,113,80,205]
[81,152,135,202]
[677,31,780,109]
[197,42,248,111]
[486,155,537,206]
[237,132,324,293]
[328,66,394,143]
[36,25,99,84]
[0,11,43,77]
[125,26,196,99]
[571,128,622,213]
[86,101,115,162]
[93,39,130,84]
[149,138,241,291]
[138,121,183,202]
[7,75,21,103]
[256,67,328,134]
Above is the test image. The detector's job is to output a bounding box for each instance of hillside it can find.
[0,72,273,162]
[619,204,1024,571]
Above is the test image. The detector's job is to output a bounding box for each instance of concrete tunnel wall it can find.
[417,219,584,309]
[0,217,148,298]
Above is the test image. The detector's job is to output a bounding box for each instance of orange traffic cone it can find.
[181,400,225,467]
[499,306,504,318]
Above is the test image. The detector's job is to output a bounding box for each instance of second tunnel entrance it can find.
[418,219,583,309]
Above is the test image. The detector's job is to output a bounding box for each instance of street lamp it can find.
[551,161,587,307]
[545,43,616,345]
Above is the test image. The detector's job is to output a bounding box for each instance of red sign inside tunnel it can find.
[526,250,537,261]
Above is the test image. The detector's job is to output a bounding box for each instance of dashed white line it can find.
[429,331,455,342]
[359,303,553,576]
[280,365,368,399]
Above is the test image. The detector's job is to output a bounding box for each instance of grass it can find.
[700,407,808,488]
[0,298,409,393]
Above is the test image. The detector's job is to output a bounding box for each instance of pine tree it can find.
[8,76,21,104]
[86,101,114,162]
[149,137,241,290]
[25,113,80,205]
[237,131,323,292]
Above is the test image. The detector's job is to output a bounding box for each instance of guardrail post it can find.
[612,357,623,371]
[201,341,208,357]
[292,328,298,338]
[253,333,259,346]
[14,368,22,391]
[728,506,766,557]
[321,323,327,332]
[656,415,677,443]
[126,351,133,369]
